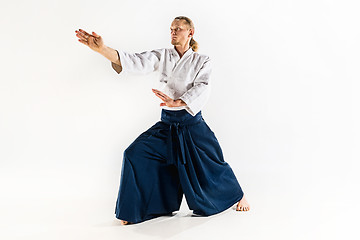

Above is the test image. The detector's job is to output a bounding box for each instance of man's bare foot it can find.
[236,196,250,211]
[120,220,132,225]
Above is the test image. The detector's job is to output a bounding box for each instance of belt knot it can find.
[167,122,187,165]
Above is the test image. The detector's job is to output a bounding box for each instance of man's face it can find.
[170,20,192,46]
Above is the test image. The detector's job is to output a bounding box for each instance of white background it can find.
[0,0,359,239]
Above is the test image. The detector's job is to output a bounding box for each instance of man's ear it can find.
[189,29,194,37]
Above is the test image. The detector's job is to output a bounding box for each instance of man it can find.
[75,16,250,225]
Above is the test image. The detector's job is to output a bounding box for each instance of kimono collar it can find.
[172,46,193,59]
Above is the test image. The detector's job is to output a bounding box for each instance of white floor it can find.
[1,166,358,240]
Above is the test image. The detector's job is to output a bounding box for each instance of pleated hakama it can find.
[114,109,244,223]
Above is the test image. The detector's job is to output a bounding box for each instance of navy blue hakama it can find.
[114,109,244,223]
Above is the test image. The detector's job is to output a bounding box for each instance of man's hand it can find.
[152,89,187,107]
[75,29,104,53]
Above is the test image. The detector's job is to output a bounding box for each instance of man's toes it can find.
[236,205,250,211]
[120,220,129,225]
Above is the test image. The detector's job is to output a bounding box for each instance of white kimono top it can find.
[111,46,212,116]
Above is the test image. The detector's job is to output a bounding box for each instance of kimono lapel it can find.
[171,46,193,72]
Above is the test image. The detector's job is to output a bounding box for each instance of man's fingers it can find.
[78,29,89,38]
[78,39,88,45]
[156,93,170,101]
[154,93,166,101]
[157,93,167,99]
[79,29,91,36]
[76,29,96,39]
[153,92,163,99]
[152,89,174,107]
[152,89,169,99]
[152,89,165,98]
[75,30,89,42]
[152,88,165,95]
[75,31,85,40]
[92,31,100,37]
[152,89,163,96]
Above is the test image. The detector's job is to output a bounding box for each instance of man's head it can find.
[170,16,198,52]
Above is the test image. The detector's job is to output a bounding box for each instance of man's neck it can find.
[174,45,190,58]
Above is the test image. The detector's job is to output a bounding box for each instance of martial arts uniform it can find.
[111,46,244,224]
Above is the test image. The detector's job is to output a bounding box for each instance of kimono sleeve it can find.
[111,48,163,75]
[179,56,212,116]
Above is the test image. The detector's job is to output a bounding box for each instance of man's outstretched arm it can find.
[75,29,122,71]
[76,28,162,75]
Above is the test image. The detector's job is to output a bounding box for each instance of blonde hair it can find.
[174,16,199,52]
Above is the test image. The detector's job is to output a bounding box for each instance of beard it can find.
[171,39,180,45]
